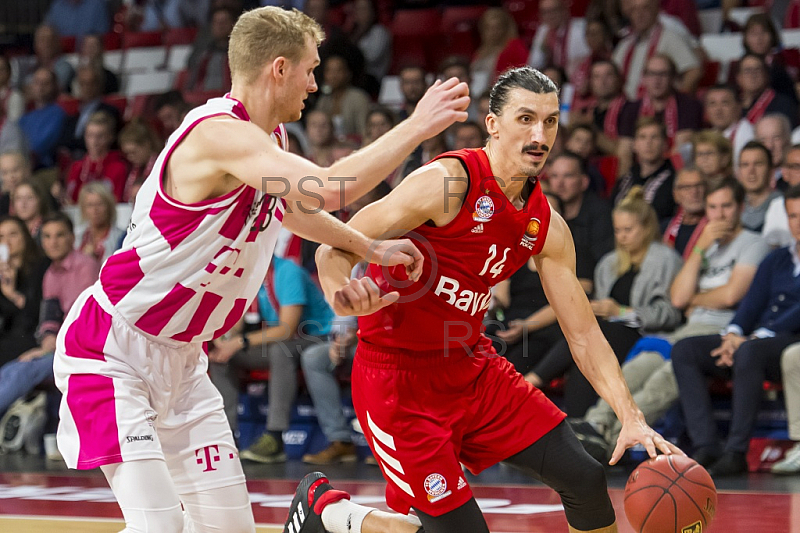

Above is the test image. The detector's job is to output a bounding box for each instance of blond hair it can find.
[228,7,324,84]
[87,110,117,133]
[79,181,117,227]
[613,186,658,275]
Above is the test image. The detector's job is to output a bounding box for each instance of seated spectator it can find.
[0,105,27,155]
[527,0,590,80]
[44,0,110,38]
[570,18,614,107]
[12,25,74,93]
[471,7,528,96]
[672,185,800,476]
[692,131,733,182]
[542,65,568,91]
[612,0,701,100]
[564,124,607,194]
[704,84,755,168]
[185,6,235,93]
[362,106,395,147]
[60,64,122,158]
[772,343,800,474]
[763,145,800,248]
[548,152,615,293]
[0,213,99,418]
[571,60,630,157]
[729,13,798,104]
[737,140,782,232]
[347,0,392,82]
[304,109,335,166]
[756,114,792,188]
[573,175,770,461]
[119,120,160,202]
[153,90,192,141]
[662,167,707,259]
[314,54,371,140]
[74,182,124,265]
[612,117,677,223]
[18,68,66,169]
[208,255,335,463]
[76,34,120,95]
[0,151,30,216]
[526,187,682,416]
[618,54,702,157]
[397,65,428,121]
[298,183,390,465]
[438,56,479,122]
[0,56,24,122]
[132,0,211,32]
[738,53,799,128]
[66,111,127,203]
[0,216,49,368]
[452,121,485,150]
[12,180,50,244]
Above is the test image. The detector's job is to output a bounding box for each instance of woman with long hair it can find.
[347,0,392,81]
[119,119,161,202]
[0,216,48,368]
[75,182,124,265]
[525,187,683,416]
[471,8,529,95]
[11,180,51,244]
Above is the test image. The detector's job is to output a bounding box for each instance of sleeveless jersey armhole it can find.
[424,157,471,228]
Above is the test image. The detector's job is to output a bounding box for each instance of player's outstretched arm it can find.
[534,213,684,464]
[316,159,467,316]
[202,78,469,212]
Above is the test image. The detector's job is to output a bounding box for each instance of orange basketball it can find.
[624,455,717,533]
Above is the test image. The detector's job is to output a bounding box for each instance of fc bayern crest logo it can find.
[473,195,495,222]
[424,473,447,496]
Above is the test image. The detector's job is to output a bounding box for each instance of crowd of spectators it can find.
[2,0,800,477]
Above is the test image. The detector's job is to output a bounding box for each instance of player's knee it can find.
[560,456,615,530]
[120,504,185,533]
[568,453,607,501]
[201,510,256,533]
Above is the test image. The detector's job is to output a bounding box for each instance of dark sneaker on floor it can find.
[569,420,610,464]
[240,434,286,463]
[692,446,722,468]
[708,451,748,477]
[283,471,350,533]
[302,442,358,465]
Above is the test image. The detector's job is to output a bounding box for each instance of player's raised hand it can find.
[333,278,400,316]
[611,417,686,466]
[365,238,424,282]
[410,77,470,139]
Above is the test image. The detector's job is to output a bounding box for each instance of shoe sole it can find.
[302,454,358,465]
[240,451,287,463]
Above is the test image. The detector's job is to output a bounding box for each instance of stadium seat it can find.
[163,27,198,46]
[391,9,443,74]
[121,31,162,49]
[56,95,80,116]
[60,36,76,54]
[122,47,168,73]
[103,95,128,117]
[701,33,744,64]
[504,0,538,45]
[441,5,488,33]
[596,155,618,195]
[698,61,721,88]
[166,44,192,73]
[103,32,122,51]
[391,8,442,37]
[123,71,174,96]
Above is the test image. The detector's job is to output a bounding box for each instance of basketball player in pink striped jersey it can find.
[52,7,468,533]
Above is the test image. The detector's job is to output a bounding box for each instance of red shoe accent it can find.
[307,478,327,508]
[312,489,351,514]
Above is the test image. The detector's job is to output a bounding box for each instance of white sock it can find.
[321,499,374,533]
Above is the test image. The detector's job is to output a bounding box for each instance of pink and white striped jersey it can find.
[95,95,287,343]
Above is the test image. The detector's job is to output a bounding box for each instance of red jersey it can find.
[359,148,552,352]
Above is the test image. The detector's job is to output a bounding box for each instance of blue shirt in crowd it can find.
[728,245,800,336]
[19,104,66,169]
[256,256,334,337]
[45,0,110,37]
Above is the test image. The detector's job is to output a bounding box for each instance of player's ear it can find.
[486,113,499,139]
[271,56,288,80]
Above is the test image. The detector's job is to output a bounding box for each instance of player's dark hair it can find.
[489,66,558,115]
[41,211,74,235]
[705,175,745,206]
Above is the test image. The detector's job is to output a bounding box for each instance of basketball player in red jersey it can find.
[282,67,684,533]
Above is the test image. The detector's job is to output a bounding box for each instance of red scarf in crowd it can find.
[604,95,628,139]
[622,23,663,99]
[546,21,571,68]
[746,88,775,124]
[640,94,679,142]
[662,208,708,259]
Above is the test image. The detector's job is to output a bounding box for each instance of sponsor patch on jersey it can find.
[473,196,495,222]
[424,473,451,503]
[471,223,484,234]
[519,217,542,250]
[457,476,467,490]
[144,410,157,427]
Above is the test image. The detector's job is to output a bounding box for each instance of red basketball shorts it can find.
[351,337,566,517]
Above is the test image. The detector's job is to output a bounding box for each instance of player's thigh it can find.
[160,373,246,495]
